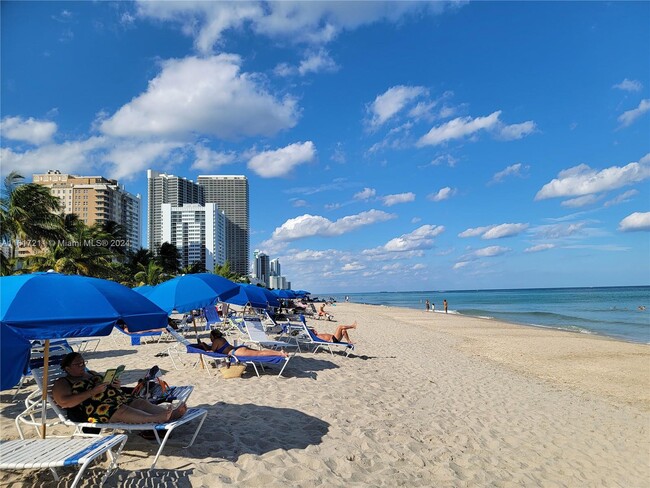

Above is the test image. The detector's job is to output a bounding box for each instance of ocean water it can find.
[331,287,650,344]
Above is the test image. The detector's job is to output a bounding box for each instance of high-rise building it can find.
[197,175,249,276]
[33,170,141,252]
[147,170,203,254]
[161,203,226,272]
[253,251,270,287]
[270,258,281,277]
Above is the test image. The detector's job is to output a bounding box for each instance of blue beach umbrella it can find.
[272,289,297,299]
[0,272,169,435]
[223,284,272,309]
[136,273,239,314]
[256,287,281,308]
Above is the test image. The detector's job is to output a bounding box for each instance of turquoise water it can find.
[332,287,650,344]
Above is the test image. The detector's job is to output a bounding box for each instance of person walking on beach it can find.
[425,299,430,312]
[443,299,448,314]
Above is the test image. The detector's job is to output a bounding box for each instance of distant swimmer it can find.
[639,306,646,311]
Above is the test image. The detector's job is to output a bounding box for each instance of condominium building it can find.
[270,258,281,278]
[161,203,226,272]
[197,175,249,276]
[252,250,270,287]
[147,170,204,254]
[32,170,141,252]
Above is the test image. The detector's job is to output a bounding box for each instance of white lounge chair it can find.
[242,317,298,351]
[295,314,354,356]
[16,367,207,469]
[0,434,127,488]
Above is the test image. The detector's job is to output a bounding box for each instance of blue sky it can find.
[2,1,649,293]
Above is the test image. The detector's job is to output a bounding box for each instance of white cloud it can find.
[497,120,537,140]
[561,194,601,208]
[453,261,470,270]
[417,111,501,146]
[1,137,106,177]
[535,155,650,200]
[427,187,456,202]
[382,192,415,206]
[490,163,529,184]
[342,262,365,271]
[275,49,339,77]
[354,187,376,201]
[270,209,396,242]
[100,55,298,140]
[531,223,586,239]
[191,145,237,171]
[459,223,528,239]
[618,99,650,127]
[473,246,510,257]
[247,141,316,178]
[459,225,493,238]
[381,224,445,252]
[428,154,458,167]
[1,116,57,145]
[524,243,555,253]
[368,85,426,127]
[482,223,529,239]
[618,212,650,232]
[103,140,186,180]
[137,1,452,54]
[298,49,339,75]
[604,189,638,207]
[613,79,643,92]
[292,199,308,208]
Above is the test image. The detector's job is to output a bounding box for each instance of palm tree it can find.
[180,261,204,274]
[134,261,166,286]
[214,260,244,282]
[0,171,63,273]
[156,242,180,275]
[28,217,114,276]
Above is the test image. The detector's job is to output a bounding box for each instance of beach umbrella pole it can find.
[40,340,50,439]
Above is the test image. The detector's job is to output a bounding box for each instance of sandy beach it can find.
[1,302,648,487]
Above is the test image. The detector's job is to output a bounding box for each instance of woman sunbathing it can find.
[52,352,187,424]
[197,329,288,358]
[311,322,357,344]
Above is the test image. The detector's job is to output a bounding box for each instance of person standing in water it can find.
[425,299,430,312]
[443,299,448,313]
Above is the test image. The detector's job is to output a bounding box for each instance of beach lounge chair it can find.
[296,315,354,356]
[0,434,127,488]
[202,306,222,329]
[15,367,207,469]
[242,317,298,351]
[166,326,294,378]
[113,325,163,346]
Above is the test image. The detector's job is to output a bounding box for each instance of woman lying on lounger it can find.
[311,322,357,344]
[197,330,288,358]
[52,352,187,424]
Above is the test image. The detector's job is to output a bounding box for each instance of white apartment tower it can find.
[33,170,141,252]
[197,175,249,276]
[147,170,204,254]
[161,203,226,272]
[254,251,270,287]
[270,258,281,278]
